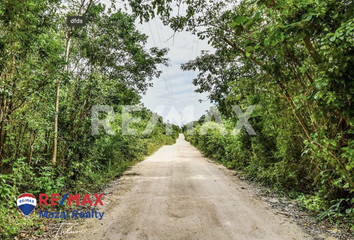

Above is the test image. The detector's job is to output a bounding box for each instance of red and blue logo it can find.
[17,193,37,218]
[16,193,105,220]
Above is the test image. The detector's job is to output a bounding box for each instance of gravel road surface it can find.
[68,134,313,240]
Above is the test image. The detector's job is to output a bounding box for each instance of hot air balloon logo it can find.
[17,193,37,218]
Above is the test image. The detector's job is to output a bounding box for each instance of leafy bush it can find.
[185,117,354,227]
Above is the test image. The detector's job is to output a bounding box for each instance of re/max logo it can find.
[38,194,104,206]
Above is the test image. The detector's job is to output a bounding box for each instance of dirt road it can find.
[69,134,312,240]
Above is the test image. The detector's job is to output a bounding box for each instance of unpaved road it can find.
[68,134,313,240]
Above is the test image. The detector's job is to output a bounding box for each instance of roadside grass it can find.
[0,134,178,239]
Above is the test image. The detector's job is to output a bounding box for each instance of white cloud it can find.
[101,0,215,126]
[138,17,214,126]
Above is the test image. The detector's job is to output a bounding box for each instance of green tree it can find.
[128,0,354,223]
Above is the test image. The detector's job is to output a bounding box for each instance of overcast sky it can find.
[101,1,214,126]
[137,18,214,126]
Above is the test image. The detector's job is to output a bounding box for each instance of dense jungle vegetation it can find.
[0,0,179,238]
[127,0,354,230]
[1,0,354,237]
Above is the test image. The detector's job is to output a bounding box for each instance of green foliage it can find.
[0,0,179,239]
[0,207,46,239]
[136,0,354,227]
[185,107,354,226]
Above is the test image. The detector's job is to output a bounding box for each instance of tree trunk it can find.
[29,128,38,166]
[52,36,71,167]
